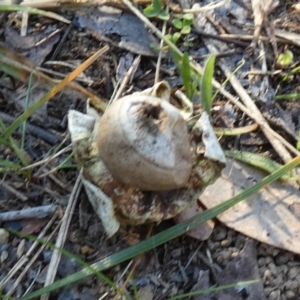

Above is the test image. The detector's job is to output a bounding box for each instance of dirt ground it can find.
[1,0,300,299]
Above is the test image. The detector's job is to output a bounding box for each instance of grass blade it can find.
[201,54,215,115]
[225,150,297,181]
[21,70,34,149]
[0,4,70,24]
[181,52,193,99]
[167,280,259,299]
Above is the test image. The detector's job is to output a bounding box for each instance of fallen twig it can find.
[0,204,57,222]
[0,180,28,201]
[0,112,62,145]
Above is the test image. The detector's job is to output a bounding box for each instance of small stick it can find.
[48,172,72,192]
[50,23,73,60]
[113,55,141,101]
[37,67,94,84]
[0,205,56,222]
[0,112,62,145]
[184,0,230,13]
[185,243,202,269]
[21,144,72,171]
[0,181,28,202]
[194,28,249,48]
[21,11,28,37]
[155,7,168,84]
[35,29,61,47]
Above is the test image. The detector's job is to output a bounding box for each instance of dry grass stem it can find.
[21,144,72,171]
[0,181,28,201]
[40,176,82,300]
[113,55,141,101]
[184,0,230,13]
[0,213,58,290]
[6,218,60,296]
[155,7,168,84]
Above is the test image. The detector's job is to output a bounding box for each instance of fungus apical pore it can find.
[96,95,192,191]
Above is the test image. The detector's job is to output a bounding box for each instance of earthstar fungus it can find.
[68,82,226,237]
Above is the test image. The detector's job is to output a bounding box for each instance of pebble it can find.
[17,239,26,258]
[213,227,227,241]
[171,249,181,258]
[221,249,231,260]
[263,269,271,281]
[1,250,8,263]
[275,253,292,265]
[277,265,288,276]
[268,262,278,276]
[272,273,283,287]
[138,286,153,300]
[170,272,184,283]
[258,257,266,267]
[269,290,280,300]
[230,251,239,259]
[284,279,300,290]
[220,239,231,247]
[285,290,295,299]
[234,235,245,249]
[81,245,91,255]
[207,239,219,251]
[264,287,275,296]
[288,266,299,279]
[0,229,9,245]
[265,256,273,264]
[4,148,12,156]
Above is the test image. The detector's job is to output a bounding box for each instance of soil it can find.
[1,0,300,299]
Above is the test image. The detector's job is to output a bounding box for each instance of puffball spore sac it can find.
[96,95,193,191]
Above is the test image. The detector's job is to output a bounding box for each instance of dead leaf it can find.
[13,87,48,123]
[5,26,60,66]
[138,286,153,300]
[200,159,300,254]
[174,201,215,241]
[21,218,48,234]
[116,52,134,80]
[74,7,159,57]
